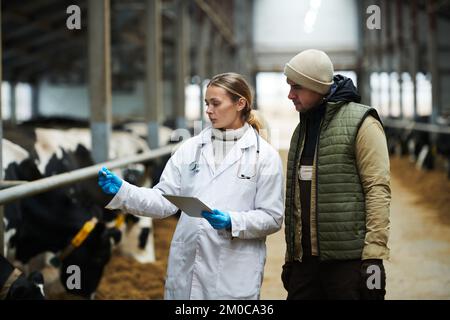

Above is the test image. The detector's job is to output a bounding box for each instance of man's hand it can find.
[360,259,386,300]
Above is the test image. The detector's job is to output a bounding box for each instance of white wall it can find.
[37,80,177,122]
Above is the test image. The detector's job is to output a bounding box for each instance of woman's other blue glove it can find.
[98,166,123,195]
[201,209,231,230]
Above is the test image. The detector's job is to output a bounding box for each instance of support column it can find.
[410,0,419,120]
[211,32,221,76]
[427,0,440,125]
[356,0,371,105]
[142,1,159,264]
[427,0,439,155]
[385,1,393,117]
[218,36,226,74]
[88,0,112,163]
[197,18,211,124]
[31,80,40,119]
[234,0,255,87]
[174,0,189,129]
[145,0,162,149]
[9,81,17,126]
[225,45,234,73]
[377,0,384,114]
[371,0,382,109]
[396,0,404,119]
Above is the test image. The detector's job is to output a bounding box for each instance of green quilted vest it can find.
[284,101,381,261]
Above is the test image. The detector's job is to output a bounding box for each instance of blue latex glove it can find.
[98,166,123,195]
[201,209,231,230]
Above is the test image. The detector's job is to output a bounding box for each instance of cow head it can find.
[59,221,121,299]
[6,150,121,299]
[6,271,45,300]
[122,163,151,187]
[0,255,45,300]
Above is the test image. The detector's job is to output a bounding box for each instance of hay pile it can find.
[390,156,450,224]
[95,216,178,299]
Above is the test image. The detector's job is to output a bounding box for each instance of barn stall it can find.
[1,0,450,301]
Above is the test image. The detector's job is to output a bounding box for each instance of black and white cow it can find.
[386,115,450,175]
[27,125,162,264]
[436,117,450,179]
[0,254,44,300]
[384,116,430,164]
[2,137,121,299]
[404,116,434,169]
[384,116,410,156]
[2,119,173,297]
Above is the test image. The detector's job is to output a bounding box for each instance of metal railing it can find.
[383,118,450,135]
[0,143,178,206]
[0,180,27,189]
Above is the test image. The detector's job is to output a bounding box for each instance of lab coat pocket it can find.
[165,241,186,291]
[216,247,261,299]
[222,178,257,210]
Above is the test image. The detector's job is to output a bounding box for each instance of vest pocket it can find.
[216,247,261,299]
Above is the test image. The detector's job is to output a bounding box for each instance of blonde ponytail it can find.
[245,110,261,133]
[246,109,270,141]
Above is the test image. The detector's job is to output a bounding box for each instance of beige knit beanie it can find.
[284,49,334,95]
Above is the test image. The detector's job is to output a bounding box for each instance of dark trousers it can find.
[283,256,386,300]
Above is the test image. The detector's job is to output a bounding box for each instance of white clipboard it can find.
[162,194,212,218]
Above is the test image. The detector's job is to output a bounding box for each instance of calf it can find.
[29,126,159,264]
[2,137,119,299]
[1,254,45,300]
[3,119,166,285]
[406,116,434,170]
[437,136,450,179]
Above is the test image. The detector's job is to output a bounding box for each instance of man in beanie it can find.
[281,49,390,300]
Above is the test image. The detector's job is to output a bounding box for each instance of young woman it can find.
[98,73,284,299]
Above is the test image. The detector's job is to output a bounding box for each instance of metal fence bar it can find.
[383,119,450,135]
[0,144,178,206]
[0,181,28,189]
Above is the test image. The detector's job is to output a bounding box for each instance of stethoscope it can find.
[189,127,260,179]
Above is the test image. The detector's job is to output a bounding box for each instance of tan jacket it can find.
[292,115,391,260]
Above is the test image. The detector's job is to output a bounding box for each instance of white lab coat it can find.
[106,126,284,300]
